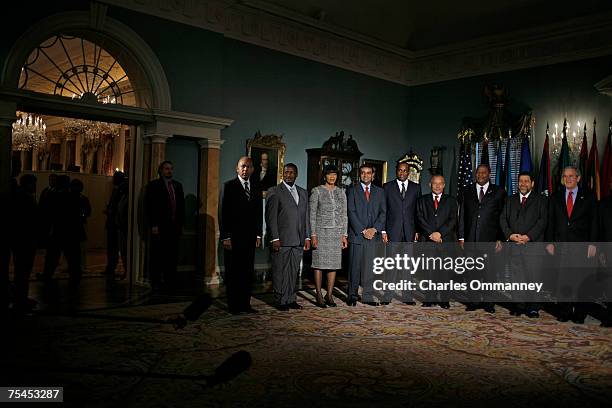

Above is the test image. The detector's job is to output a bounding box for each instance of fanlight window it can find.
[19,35,136,106]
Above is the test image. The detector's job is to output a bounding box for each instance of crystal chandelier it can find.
[64,118,121,148]
[12,112,47,151]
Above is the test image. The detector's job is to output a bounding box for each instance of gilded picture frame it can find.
[246,131,286,191]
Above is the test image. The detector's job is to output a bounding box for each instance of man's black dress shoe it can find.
[557,315,570,322]
[277,305,289,311]
[465,304,479,311]
[572,317,585,324]
[526,310,539,318]
[380,302,390,305]
[288,302,303,310]
[365,302,380,306]
[244,307,258,314]
[422,302,434,307]
[403,301,416,306]
[439,302,450,309]
[347,299,357,306]
[483,305,496,314]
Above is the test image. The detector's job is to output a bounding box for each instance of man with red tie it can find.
[145,161,185,292]
[546,166,598,323]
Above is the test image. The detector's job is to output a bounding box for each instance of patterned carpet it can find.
[6,293,612,407]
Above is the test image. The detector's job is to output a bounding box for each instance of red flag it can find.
[601,121,612,198]
[578,126,588,188]
[586,121,600,200]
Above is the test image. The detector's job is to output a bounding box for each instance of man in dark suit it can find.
[265,163,311,311]
[221,157,262,314]
[144,160,185,292]
[500,171,548,318]
[417,174,458,308]
[458,163,506,313]
[546,166,598,323]
[347,164,386,306]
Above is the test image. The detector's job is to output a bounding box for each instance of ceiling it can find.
[252,0,612,50]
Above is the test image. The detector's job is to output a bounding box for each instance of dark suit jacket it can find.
[601,196,612,242]
[383,179,419,242]
[546,187,598,242]
[220,177,263,245]
[500,192,548,242]
[458,183,506,242]
[265,183,311,247]
[144,177,185,234]
[347,183,386,244]
[417,193,458,242]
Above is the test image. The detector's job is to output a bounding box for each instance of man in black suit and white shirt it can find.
[144,160,185,292]
[265,163,311,311]
[221,157,262,314]
[546,166,598,323]
[382,162,419,305]
[458,163,506,313]
[500,171,548,318]
[417,174,458,308]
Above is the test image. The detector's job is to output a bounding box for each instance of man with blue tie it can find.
[346,164,386,306]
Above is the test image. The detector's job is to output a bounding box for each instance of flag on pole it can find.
[519,135,533,174]
[457,140,473,193]
[481,138,490,168]
[555,119,572,191]
[586,119,600,200]
[537,126,552,196]
[601,120,612,199]
[578,125,588,189]
[504,137,513,195]
[495,139,504,187]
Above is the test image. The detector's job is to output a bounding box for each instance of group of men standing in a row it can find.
[219,155,611,326]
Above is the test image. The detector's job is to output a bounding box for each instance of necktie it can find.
[244,181,251,200]
[290,186,299,205]
[521,196,527,208]
[167,181,176,220]
[434,195,439,210]
[567,191,574,218]
[479,186,485,202]
[401,182,406,199]
[365,185,370,202]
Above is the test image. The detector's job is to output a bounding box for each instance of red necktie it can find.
[521,196,527,208]
[434,195,439,210]
[168,181,176,220]
[566,191,573,218]
[365,185,370,202]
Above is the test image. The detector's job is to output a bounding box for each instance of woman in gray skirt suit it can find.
[310,165,348,308]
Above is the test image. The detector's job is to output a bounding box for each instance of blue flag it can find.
[519,136,533,174]
[504,138,513,196]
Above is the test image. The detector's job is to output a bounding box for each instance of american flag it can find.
[457,141,473,192]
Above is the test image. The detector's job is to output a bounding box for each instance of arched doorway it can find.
[0,8,172,297]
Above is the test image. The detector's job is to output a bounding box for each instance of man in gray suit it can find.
[347,164,386,306]
[265,163,311,311]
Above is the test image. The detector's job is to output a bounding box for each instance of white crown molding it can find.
[99,0,612,86]
[595,74,612,97]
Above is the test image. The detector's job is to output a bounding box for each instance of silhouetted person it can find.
[2,159,21,313]
[115,180,129,280]
[11,174,39,313]
[40,175,83,290]
[104,171,128,278]
[70,178,91,271]
[144,161,185,292]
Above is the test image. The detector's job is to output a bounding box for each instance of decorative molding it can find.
[198,138,224,149]
[99,0,612,86]
[147,134,170,143]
